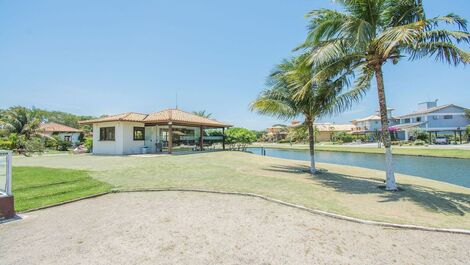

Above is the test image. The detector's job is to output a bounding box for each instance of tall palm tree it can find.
[0,106,41,140]
[192,110,212,118]
[251,55,358,174]
[301,0,469,190]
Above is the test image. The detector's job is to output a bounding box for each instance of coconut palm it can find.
[0,106,41,140]
[251,54,358,174]
[192,110,212,118]
[301,0,470,190]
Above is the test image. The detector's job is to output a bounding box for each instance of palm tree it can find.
[192,110,212,118]
[0,106,41,140]
[251,55,358,174]
[301,0,469,190]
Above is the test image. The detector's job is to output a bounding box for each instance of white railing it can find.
[0,150,12,197]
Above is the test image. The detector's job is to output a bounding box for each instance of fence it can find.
[0,150,12,197]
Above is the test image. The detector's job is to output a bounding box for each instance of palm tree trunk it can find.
[374,64,398,191]
[306,116,316,174]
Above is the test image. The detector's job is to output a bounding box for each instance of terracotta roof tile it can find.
[79,109,231,128]
[39,122,83,133]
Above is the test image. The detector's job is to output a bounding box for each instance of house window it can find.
[404,118,410,124]
[444,115,453,120]
[433,115,439,120]
[416,117,422,122]
[133,127,145,141]
[100,127,115,141]
[64,136,71,142]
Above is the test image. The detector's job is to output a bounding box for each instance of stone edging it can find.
[18,188,470,235]
[19,191,112,213]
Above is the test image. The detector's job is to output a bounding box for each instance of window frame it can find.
[99,127,116,141]
[133,127,145,141]
[443,115,453,120]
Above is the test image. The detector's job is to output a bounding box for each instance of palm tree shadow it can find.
[267,164,470,216]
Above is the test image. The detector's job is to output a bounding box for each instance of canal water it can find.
[247,147,470,188]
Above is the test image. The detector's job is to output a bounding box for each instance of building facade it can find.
[391,101,470,141]
[38,122,83,144]
[79,109,231,155]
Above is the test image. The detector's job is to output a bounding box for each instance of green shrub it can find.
[0,139,13,150]
[16,136,45,156]
[44,137,58,149]
[56,139,72,151]
[332,132,354,143]
[413,139,426,146]
[225,127,257,151]
[84,137,93,152]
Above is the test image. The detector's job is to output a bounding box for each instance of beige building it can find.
[314,123,356,142]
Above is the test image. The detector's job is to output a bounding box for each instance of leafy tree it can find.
[465,109,470,120]
[36,109,95,129]
[0,106,41,140]
[251,54,357,174]
[192,110,212,118]
[301,0,469,189]
[225,128,257,151]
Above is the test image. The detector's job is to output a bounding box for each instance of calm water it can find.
[247,147,470,188]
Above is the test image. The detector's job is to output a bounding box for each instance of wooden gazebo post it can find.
[200,126,204,151]
[222,127,225,150]
[168,122,173,154]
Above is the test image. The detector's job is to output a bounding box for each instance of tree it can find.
[465,109,470,120]
[251,54,357,174]
[192,110,212,118]
[0,106,41,140]
[225,127,257,151]
[301,0,469,189]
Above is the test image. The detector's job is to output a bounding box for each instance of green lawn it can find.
[252,143,470,159]
[12,166,112,212]
[13,152,470,229]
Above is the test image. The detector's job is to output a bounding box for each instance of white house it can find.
[79,109,232,155]
[391,101,470,141]
[38,122,83,144]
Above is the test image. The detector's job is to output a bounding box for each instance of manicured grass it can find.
[252,143,470,159]
[14,152,470,229]
[12,166,113,212]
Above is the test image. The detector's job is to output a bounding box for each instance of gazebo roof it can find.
[79,109,232,128]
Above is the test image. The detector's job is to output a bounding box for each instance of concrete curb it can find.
[20,191,112,213]
[119,188,470,235]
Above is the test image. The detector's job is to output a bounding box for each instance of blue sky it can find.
[0,0,469,130]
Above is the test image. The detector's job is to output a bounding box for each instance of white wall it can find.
[122,122,146,154]
[93,121,146,155]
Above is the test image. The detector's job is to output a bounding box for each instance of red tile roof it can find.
[79,109,232,128]
[39,122,83,133]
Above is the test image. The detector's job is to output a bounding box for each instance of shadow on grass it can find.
[267,164,470,216]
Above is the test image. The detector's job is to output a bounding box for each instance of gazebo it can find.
[79,109,232,155]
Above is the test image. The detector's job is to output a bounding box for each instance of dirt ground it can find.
[1,191,469,265]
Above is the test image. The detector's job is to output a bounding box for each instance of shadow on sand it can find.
[267,164,470,216]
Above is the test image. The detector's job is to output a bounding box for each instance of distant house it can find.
[265,124,288,142]
[391,101,470,141]
[314,123,356,142]
[351,109,399,140]
[38,122,83,144]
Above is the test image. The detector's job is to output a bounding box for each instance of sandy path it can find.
[1,191,469,265]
